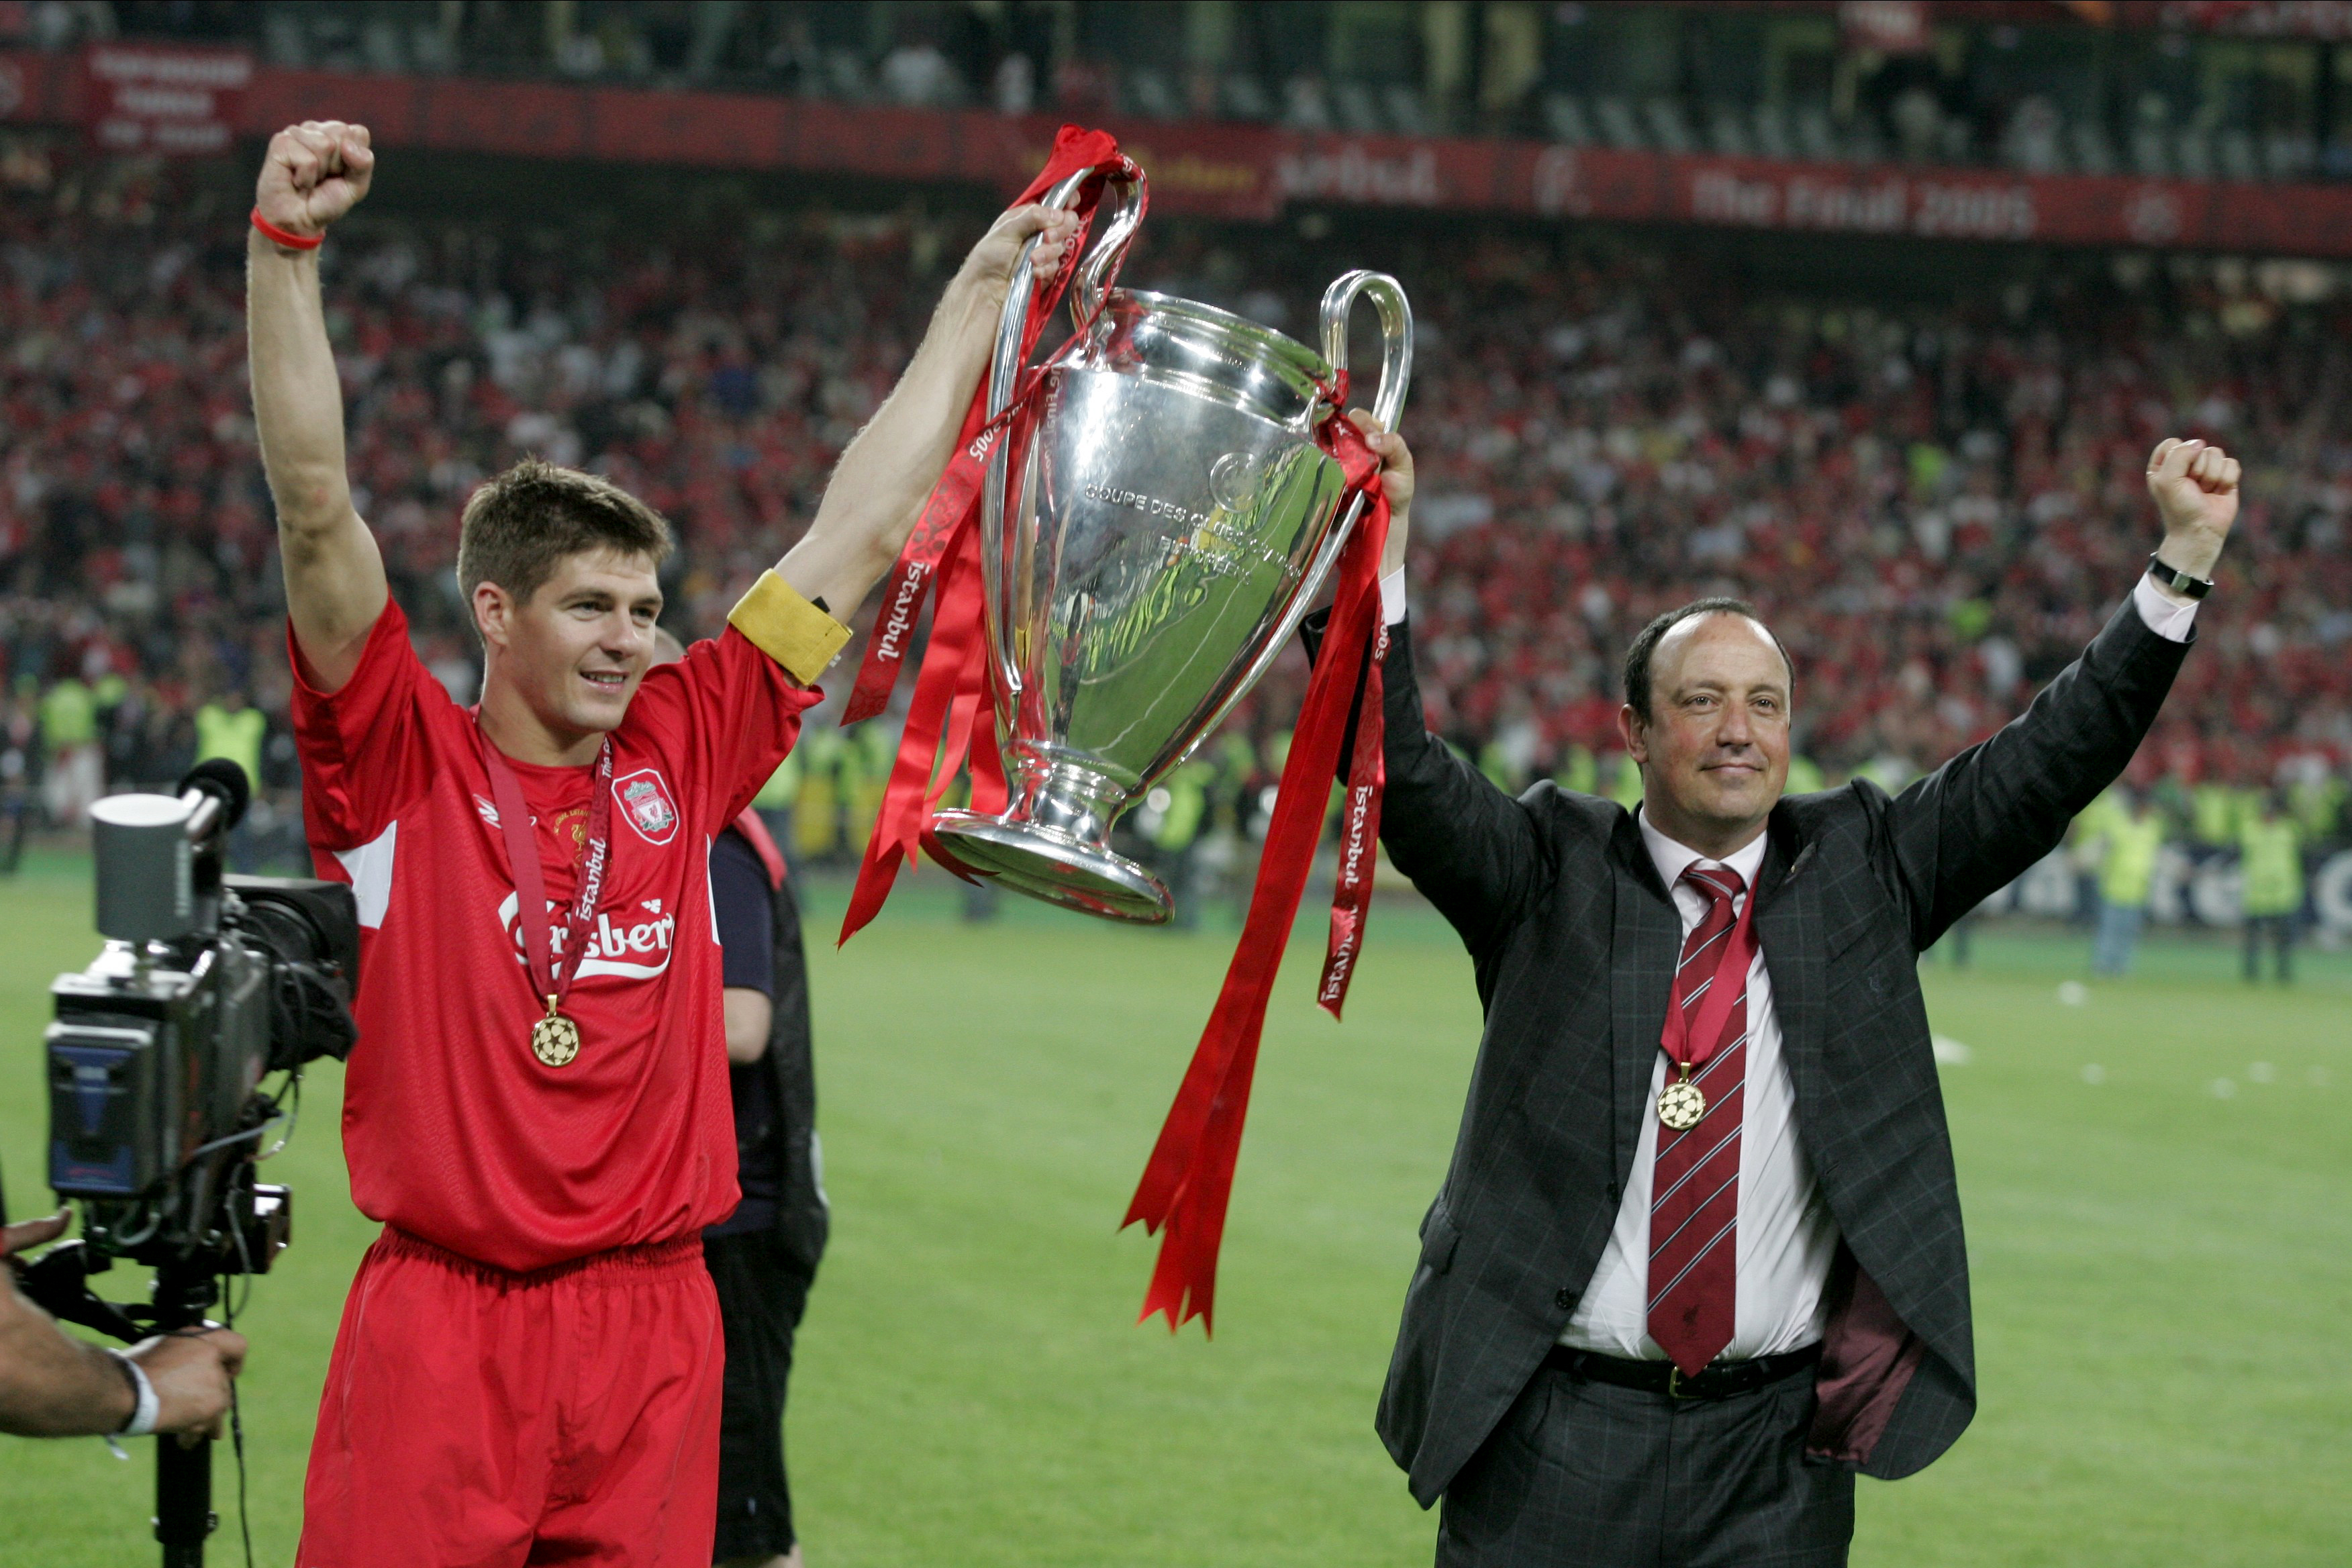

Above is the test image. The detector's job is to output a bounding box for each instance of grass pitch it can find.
[1,852,2346,1566]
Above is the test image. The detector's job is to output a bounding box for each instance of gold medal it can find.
[485,740,611,1073]
[532,997,581,1068]
[1657,1063,1707,1130]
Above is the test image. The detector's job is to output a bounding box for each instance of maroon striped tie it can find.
[1647,863,1748,1377]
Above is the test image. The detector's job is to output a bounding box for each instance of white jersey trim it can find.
[334,822,397,930]
[705,834,722,946]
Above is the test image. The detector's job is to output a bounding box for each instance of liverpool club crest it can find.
[613,768,680,846]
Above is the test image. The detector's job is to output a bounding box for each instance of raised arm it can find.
[248,121,386,693]
[777,204,1077,616]
[1305,421,1551,950]
[1886,438,2239,944]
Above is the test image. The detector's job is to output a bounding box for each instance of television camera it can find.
[15,760,359,1567]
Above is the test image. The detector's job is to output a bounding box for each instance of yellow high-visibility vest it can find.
[2238,817,2304,918]
[2098,813,2165,908]
[193,703,266,789]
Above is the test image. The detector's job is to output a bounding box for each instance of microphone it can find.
[178,759,252,842]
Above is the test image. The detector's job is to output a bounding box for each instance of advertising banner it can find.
[12,48,2352,258]
[81,44,249,156]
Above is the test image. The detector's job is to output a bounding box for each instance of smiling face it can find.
[475,547,664,746]
[1620,611,1792,856]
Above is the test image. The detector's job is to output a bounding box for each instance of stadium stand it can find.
[3,1,2351,912]
[3,136,2347,864]
[26,2,2351,186]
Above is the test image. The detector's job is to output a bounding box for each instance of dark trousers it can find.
[705,1230,814,1563]
[2243,913,2295,983]
[0,797,26,873]
[1436,1357,1854,1568]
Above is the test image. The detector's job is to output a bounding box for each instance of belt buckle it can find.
[1667,1365,1696,1400]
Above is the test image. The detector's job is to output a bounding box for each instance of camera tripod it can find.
[18,1220,267,1567]
[150,1259,228,1568]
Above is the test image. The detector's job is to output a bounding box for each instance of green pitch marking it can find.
[1,863,2344,1564]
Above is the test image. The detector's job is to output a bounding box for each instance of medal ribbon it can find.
[1660,881,1757,1075]
[481,734,616,1019]
[1122,412,1391,1334]
[837,126,1140,943]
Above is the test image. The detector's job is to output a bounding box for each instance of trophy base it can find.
[930,812,1173,925]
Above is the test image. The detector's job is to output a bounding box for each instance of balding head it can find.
[1622,597,1794,724]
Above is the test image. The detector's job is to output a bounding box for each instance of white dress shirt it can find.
[1560,816,1839,1359]
[1374,567,2200,1361]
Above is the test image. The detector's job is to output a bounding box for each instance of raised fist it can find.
[2145,438,2240,580]
[254,121,375,243]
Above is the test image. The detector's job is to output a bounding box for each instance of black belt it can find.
[1544,1342,1822,1401]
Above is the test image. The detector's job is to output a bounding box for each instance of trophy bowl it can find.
[932,176,1412,923]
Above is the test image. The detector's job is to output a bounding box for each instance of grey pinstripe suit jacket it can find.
[1328,597,2189,1508]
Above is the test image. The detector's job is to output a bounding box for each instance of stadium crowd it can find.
[3,145,2349,887]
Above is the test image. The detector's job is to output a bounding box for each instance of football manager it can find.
[1320,424,2239,1566]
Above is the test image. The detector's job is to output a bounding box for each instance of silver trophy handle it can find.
[981,164,1146,701]
[1319,269,1414,436]
[1171,272,1414,774]
[1287,268,1414,640]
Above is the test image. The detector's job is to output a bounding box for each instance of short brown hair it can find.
[456,458,673,614]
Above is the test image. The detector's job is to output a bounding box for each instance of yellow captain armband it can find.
[728,571,852,687]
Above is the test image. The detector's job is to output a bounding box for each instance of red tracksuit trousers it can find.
[298,1228,722,1567]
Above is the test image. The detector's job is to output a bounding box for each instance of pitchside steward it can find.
[1310,421,2238,1567]
[246,119,1079,1568]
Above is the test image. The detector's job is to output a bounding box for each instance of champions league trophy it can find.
[930,172,1414,923]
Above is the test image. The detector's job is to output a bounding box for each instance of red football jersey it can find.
[291,599,820,1272]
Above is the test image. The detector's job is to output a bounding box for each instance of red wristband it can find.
[250,206,324,251]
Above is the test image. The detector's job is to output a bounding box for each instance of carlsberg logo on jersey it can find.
[497,893,677,980]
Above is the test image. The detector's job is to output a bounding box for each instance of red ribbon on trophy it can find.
[1318,542,1390,1020]
[837,126,1138,944]
[834,130,1398,1332]
[1123,410,1393,1333]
